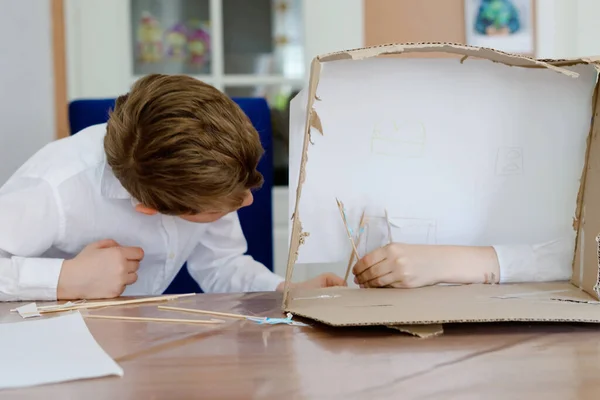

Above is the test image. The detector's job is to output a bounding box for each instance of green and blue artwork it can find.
[474,0,521,36]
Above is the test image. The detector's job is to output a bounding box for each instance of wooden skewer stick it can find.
[34,300,86,311]
[35,293,196,314]
[84,314,225,325]
[384,208,393,244]
[343,210,366,283]
[38,293,194,310]
[158,305,261,320]
[11,300,84,313]
[335,198,361,264]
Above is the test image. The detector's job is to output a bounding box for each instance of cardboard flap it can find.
[286,283,600,327]
[318,42,579,78]
[387,324,444,339]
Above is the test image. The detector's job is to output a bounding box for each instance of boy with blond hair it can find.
[0,74,345,301]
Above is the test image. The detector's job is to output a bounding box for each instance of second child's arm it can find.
[353,243,500,288]
[353,237,574,288]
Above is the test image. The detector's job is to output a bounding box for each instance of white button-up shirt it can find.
[0,124,284,301]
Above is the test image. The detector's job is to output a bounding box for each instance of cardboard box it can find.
[283,43,600,336]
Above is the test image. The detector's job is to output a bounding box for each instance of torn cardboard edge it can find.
[570,79,600,296]
[317,42,583,77]
[282,57,322,307]
[387,324,444,339]
[595,235,600,295]
[282,42,600,311]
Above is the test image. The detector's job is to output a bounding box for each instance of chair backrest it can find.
[68,98,274,293]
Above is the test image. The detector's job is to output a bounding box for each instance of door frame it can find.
[51,0,69,139]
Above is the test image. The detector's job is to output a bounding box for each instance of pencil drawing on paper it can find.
[388,217,437,245]
[495,146,523,175]
[370,120,426,158]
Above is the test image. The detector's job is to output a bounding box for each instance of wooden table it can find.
[2,292,600,399]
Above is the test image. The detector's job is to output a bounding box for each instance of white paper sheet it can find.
[0,311,123,390]
[15,303,41,319]
[289,58,597,264]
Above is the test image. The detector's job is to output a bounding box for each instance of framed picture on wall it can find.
[464,0,535,55]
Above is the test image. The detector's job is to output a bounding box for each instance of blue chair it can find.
[68,98,274,294]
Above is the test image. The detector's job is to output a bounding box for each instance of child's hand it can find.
[277,273,347,291]
[57,239,144,300]
[352,243,500,288]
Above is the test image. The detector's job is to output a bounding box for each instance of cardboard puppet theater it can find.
[282,42,600,337]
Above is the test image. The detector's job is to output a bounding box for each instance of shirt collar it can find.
[100,159,132,200]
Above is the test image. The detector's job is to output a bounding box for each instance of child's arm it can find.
[491,237,573,283]
[0,177,142,301]
[186,212,346,293]
[353,237,573,288]
[186,212,287,293]
[0,177,65,301]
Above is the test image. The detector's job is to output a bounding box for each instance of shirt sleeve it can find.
[492,236,575,284]
[0,177,65,301]
[186,212,284,293]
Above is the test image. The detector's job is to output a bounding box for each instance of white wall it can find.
[64,0,132,100]
[0,0,56,185]
[571,0,600,57]
[302,0,364,61]
[63,0,600,100]
[536,0,600,59]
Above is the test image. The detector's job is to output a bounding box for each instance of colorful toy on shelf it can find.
[165,23,188,61]
[474,0,521,36]
[187,21,211,67]
[136,11,163,62]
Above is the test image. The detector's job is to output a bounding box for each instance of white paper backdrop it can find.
[289,57,596,264]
